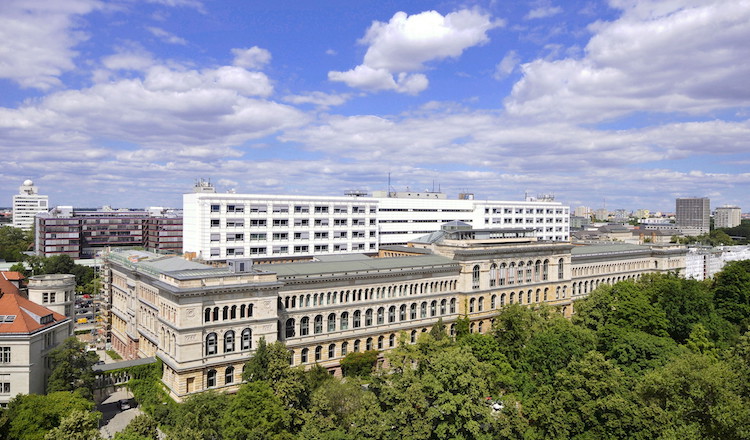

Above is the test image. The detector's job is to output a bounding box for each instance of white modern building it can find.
[183,183,570,262]
[12,180,48,231]
[715,205,741,229]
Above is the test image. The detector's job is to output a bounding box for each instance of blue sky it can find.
[1,0,749,213]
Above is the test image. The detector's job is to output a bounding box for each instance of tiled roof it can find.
[1,271,25,281]
[0,272,68,334]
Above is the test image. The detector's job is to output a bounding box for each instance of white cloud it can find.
[102,50,155,71]
[493,50,520,80]
[329,9,500,94]
[525,6,563,20]
[147,26,187,45]
[231,46,271,70]
[146,0,205,12]
[506,0,750,122]
[0,0,101,90]
[283,91,352,109]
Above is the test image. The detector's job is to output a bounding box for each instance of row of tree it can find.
[3,262,750,439]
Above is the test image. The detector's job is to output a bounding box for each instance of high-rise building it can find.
[676,197,710,235]
[714,205,741,229]
[12,180,48,231]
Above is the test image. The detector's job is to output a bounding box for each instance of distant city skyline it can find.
[1,1,749,211]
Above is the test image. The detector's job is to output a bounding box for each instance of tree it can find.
[0,226,32,262]
[169,391,231,440]
[5,391,94,440]
[712,260,750,331]
[221,381,292,440]
[492,304,544,365]
[340,350,379,378]
[114,414,158,440]
[46,337,99,397]
[9,262,27,275]
[44,409,102,440]
[429,317,446,341]
[454,315,471,340]
[242,336,270,382]
[43,254,76,276]
[641,273,715,343]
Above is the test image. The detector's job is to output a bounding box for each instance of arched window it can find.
[300,317,310,336]
[534,260,541,282]
[478,297,484,312]
[527,290,532,304]
[207,369,217,388]
[378,335,384,350]
[449,298,456,314]
[420,302,427,318]
[399,304,407,321]
[508,263,515,285]
[410,303,417,319]
[430,300,437,317]
[440,299,446,315]
[212,307,219,321]
[469,298,476,313]
[248,304,254,317]
[388,306,396,323]
[450,324,456,337]
[526,261,533,283]
[558,258,565,280]
[354,339,361,352]
[341,341,348,356]
[340,312,349,330]
[366,337,373,351]
[489,263,497,287]
[470,322,475,333]
[353,310,361,328]
[517,262,525,285]
[389,333,396,347]
[410,330,417,343]
[365,309,373,326]
[204,308,211,322]
[501,293,506,306]
[328,313,336,332]
[205,332,217,356]
[230,305,237,319]
[499,263,507,285]
[491,295,496,309]
[241,328,252,350]
[315,346,322,361]
[222,306,229,320]
[472,265,480,289]
[377,307,385,325]
[224,330,235,353]
[478,321,483,333]
[240,304,246,318]
[328,343,335,359]
[314,315,323,334]
[285,319,295,338]
[225,366,234,384]
[301,348,308,363]
[510,292,515,305]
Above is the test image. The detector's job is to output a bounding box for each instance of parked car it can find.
[118,399,131,410]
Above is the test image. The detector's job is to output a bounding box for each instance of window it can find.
[478,297,484,312]
[365,309,373,326]
[558,258,565,280]
[420,302,427,318]
[210,219,220,228]
[450,298,456,314]
[472,265,480,289]
[207,369,217,388]
[399,305,407,321]
[314,315,323,334]
[430,301,437,317]
[340,312,349,330]
[341,342,348,356]
[328,313,336,332]
[410,303,417,320]
[410,330,417,343]
[285,319,295,338]
[210,204,220,213]
[389,333,395,347]
[301,348,308,363]
[489,264,497,287]
[205,333,217,356]
[0,380,9,394]
[300,317,310,336]
[543,260,549,281]
[353,310,361,328]
[377,307,384,325]
[366,338,373,351]
[491,295,496,309]
[328,344,335,359]
[378,336,384,349]
[469,298,475,313]
[241,328,252,350]
[0,347,9,364]
[354,340,361,352]
[315,346,322,361]
[224,331,235,353]
[225,366,234,384]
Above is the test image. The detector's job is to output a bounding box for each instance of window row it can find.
[284,299,457,338]
[205,329,252,356]
[572,274,641,296]
[206,366,235,388]
[474,259,563,289]
[209,204,375,214]
[204,304,254,322]
[281,280,458,310]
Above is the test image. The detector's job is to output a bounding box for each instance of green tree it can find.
[9,262,27,275]
[637,353,750,439]
[242,337,270,382]
[642,273,715,343]
[221,381,292,440]
[429,317,446,341]
[340,350,379,378]
[492,304,544,365]
[454,315,471,340]
[170,391,231,440]
[6,391,94,440]
[0,226,32,262]
[43,254,76,276]
[457,333,515,392]
[597,326,681,376]
[712,260,750,331]
[47,337,99,397]
[114,414,159,440]
[685,323,716,356]
[44,409,102,440]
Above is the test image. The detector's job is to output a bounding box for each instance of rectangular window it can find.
[273,219,288,227]
[226,219,245,228]
[294,219,309,227]
[294,245,309,253]
[210,204,220,212]
[250,219,266,227]
[250,204,267,213]
[210,233,220,242]
[227,205,244,213]
[272,233,289,240]
[210,219,220,228]
[314,205,329,213]
[1,347,10,364]
[314,219,329,226]
[272,205,289,213]
[43,292,49,303]
[0,382,9,394]
[314,244,329,252]
[314,232,328,239]
[294,205,309,213]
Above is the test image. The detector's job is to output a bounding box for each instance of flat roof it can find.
[258,254,457,278]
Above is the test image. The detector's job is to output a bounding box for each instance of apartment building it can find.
[676,197,710,235]
[714,205,741,229]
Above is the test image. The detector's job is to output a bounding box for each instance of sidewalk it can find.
[98,389,142,439]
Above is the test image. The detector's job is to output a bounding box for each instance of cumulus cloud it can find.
[0,0,101,90]
[505,0,750,122]
[147,26,187,45]
[283,91,352,109]
[329,9,500,94]
[232,46,271,70]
